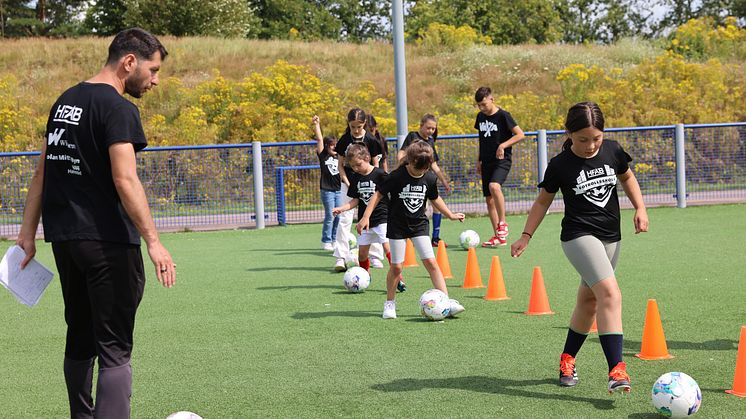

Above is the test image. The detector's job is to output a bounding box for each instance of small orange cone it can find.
[462,247,484,288]
[484,256,510,301]
[589,318,598,333]
[435,240,453,279]
[635,299,674,360]
[726,326,746,397]
[524,266,554,315]
[403,239,418,267]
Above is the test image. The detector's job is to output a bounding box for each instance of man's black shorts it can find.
[481,159,512,196]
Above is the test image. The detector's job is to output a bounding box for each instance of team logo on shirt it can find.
[479,121,499,137]
[357,180,376,205]
[573,165,617,208]
[52,104,83,126]
[399,184,426,213]
[324,156,339,176]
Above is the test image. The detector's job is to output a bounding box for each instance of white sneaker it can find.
[322,242,334,251]
[370,258,384,268]
[334,258,347,272]
[382,300,397,319]
[448,299,465,317]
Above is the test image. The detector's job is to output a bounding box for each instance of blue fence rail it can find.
[1,123,745,238]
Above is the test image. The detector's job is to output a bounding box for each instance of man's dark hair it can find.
[474,86,492,102]
[106,28,168,65]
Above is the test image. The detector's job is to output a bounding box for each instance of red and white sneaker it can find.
[482,235,500,248]
[496,222,509,246]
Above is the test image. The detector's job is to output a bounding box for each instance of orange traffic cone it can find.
[589,318,598,333]
[462,247,484,288]
[484,256,510,301]
[435,240,453,279]
[635,299,674,360]
[524,266,554,315]
[403,239,418,267]
[726,326,746,397]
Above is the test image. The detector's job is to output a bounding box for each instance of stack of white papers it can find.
[0,245,54,307]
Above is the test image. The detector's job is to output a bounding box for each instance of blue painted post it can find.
[537,129,548,183]
[252,141,265,229]
[275,168,285,225]
[675,123,687,208]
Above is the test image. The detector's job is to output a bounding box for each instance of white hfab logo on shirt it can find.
[573,165,617,208]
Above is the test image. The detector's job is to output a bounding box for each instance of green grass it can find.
[1,204,745,418]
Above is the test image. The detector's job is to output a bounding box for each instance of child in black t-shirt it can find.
[366,114,389,173]
[332,144,398,285]
[358,141,466,320]
[397,114,451,248]
[511,102,649,394]
[332,108,386,272]
[312,115,341,251]
[474,86,525,247]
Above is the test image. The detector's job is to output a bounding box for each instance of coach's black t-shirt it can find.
[42,82,147,245]
[538,140,632,243]
[401,131,439,162]
[317,149,341,191]
[348,167,388,228]
[474,109,517,164]
[379,165,438,239]
[335,132,384,166]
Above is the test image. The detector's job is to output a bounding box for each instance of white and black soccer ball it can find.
[166,412,203,419]
[652,372,702,418]
[459,230,480,249]
[343,267,370,292]
[419,288,451,320]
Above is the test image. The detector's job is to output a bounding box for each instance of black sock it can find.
[562,328,588,358]
[599,334,624,372]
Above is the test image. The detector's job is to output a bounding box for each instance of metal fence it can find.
[1,123,744,238]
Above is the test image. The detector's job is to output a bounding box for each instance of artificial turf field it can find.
[1,204,745,418]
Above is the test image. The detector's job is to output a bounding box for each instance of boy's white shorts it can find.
[358,223,389,246]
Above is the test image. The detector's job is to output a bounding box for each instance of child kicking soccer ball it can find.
[358,141,466,319]
[333,144,406,291]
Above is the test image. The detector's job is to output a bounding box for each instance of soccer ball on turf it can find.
[419,289,451,320]
[459,230,480,249]
[166,412,203,419]
[343,266,370,292]
[348,235,358,249]
[652,372,702,418]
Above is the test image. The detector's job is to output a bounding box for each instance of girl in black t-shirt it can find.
[358,141,466,320]
[511,102,649,394]
[312,116,341,251]
[366,114,389,173]
[397,114,451,248]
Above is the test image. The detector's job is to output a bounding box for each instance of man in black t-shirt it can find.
[474,86,525,248]
[16,28,174,419]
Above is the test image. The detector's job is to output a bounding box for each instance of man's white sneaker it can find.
[382,300,397,319]
[370,258,384,268]
[448,299,465,317]
[334,258,347,272]
[322,242,334,251]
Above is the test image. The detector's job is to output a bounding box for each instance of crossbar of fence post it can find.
[675,123,687,208]
[537,129,548,183]
[252,141,266,229]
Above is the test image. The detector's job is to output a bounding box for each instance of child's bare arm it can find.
[312,115,324,154]
[430,197,464,221]
[497,125,525,159]
[333,198,359,216]
[356,192,382,233]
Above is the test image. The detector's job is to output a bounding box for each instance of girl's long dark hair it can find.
[343,108,368,137]
[366,114,387,157]
[562,102,605,150]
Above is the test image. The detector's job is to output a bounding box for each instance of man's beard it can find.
[124,71,147,98]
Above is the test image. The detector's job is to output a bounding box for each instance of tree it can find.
[1,0,39,37]
[84,0,127,35]
[253,0,340,39]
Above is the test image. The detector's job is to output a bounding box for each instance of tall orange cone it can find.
[635,299,674,360]
[484,256,510,301]
[524,266,554,315]
[589,318,598,333]
[435,240,453,279]
[462,247,484,288]
[726,326,746,397]
[403,239,418,267]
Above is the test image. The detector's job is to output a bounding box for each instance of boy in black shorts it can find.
[474,87,525,247]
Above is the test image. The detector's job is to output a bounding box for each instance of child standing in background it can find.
[474,87,525,247]
[312,115,341,251]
